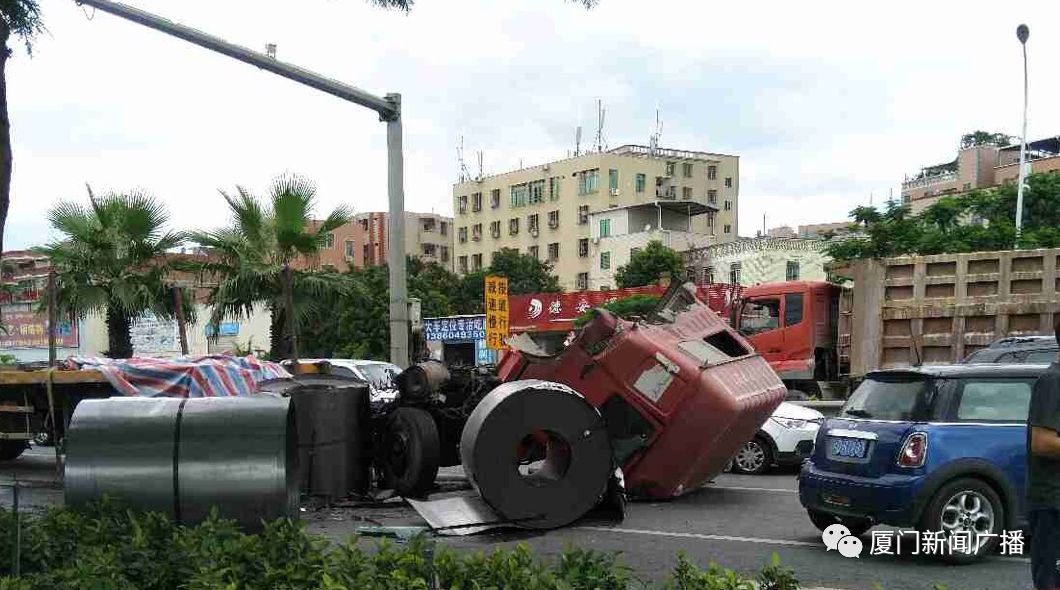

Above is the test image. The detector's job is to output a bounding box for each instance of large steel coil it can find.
[65,395,297,531]
[460,380,612,529]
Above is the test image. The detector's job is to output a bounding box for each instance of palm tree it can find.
[189,174,352,361]
[35,188,184,358]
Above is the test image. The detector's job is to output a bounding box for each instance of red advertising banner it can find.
[0,310,79,349]
[509,283,743,333]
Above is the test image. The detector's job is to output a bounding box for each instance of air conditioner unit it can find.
[530,228,540,237]
[592,237,600,245]
[609,188,620,197]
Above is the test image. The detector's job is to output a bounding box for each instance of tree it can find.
[573,294,659,328]
[960,130,1014,149]
[614,240,683,288]
[189,174,352,360]
[35,188,183,358]
[457,248,561,314]
[0,2,43,265]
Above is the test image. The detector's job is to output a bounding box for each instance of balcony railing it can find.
[902,171,957,190]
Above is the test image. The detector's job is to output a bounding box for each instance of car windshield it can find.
[358,363,399,389]
[841,377,930,421]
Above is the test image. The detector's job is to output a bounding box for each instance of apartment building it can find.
[309,211,454,271]
[902,135,1060,214]
[683,237,830,287]
[452,144,739,290]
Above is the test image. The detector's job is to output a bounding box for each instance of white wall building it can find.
[587,201,718,290]
[683,237,830,286]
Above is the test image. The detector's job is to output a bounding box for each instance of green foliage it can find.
[960,130,1013,149]
[825,171,1060,262]
[0,502,805,590]
[0,1,45,54]
[573,294,660,328]
[33,188,184,358]
[614,240,684,289]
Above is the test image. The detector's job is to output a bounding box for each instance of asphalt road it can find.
[1,448,1035,590]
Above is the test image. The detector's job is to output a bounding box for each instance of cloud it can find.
[6,0,1059,248]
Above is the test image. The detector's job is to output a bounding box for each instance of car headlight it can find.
[770,417,809,429]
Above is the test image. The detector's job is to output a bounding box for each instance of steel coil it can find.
[65,395,298,531]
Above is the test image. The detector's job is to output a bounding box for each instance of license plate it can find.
[830,437,867,459]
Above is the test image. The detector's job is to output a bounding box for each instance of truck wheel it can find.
[919,478,1003,564]
[0,440,28,461]
[807,509,872,537]
[732,437,772,475]
[380,407,440,498]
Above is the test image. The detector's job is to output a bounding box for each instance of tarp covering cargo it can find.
[65,354,291,397]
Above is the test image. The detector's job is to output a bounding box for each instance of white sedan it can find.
[283,358,401,406]
[730,402,824,475]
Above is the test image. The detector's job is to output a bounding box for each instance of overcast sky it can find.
[7,0,1059,248]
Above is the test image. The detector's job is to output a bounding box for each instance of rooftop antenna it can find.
[649,105,663,157]
[575,126,582,157]
[477,151,483,180]
[457,136,471,182]
[762,213,767,236]
[594,99,607,152]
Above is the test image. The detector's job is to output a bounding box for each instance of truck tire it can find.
[0,440,28,461]
[919,477,1003,564]
[380,407,440,498]
[807,509,872,537]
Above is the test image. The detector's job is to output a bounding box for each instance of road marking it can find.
[703,483,797,491]
[580,526,819,548]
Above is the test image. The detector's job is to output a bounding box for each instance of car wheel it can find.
[807,509,872,537]
[379,407,440,498]
[920,478,1003,564]
[785,389,810,401]
[732,437,772,475]
[0,440,28,461]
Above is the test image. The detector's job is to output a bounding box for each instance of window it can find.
[723,200,732,211]
[359,219,369,231]
[511,184,528,207]
[458,227,468,243]
[707,165,717,180]
[738,298,780,335]
[665,161,676,176]
[549,177,561,201]
[440,221,449,236]
[529,180,545,204]
[724,177,733,188]
[682,162,693,178]
[576,272,589,291]
[458,195,468,214]
[708,189,717,204]
[509,218,520,235]
[472,253,483,271]
[578,238,589,257]
[786,260,800,281]
[528,213,540,233]
[548,242,559,261]
[577,169,599,195]
[902,194,911,204]
[635,173,646,194]
[422,243,438,256]
[704,266,715,284]
[472,223,482,241]
[955,379,1033,422]
[440,246,449,262]
[548,210,559,229]
[362,243,372,264]
[324,233,335,249]
[682,187,693,200]
[784,293,803,326]
[600,285,610,291]
[630,247,640,258]
[729,262,741,285]
[578,205,589,225]
[488,221,500,238]
[490,189,501,209]
[963,182,972,191]
[345,240,355,258]
[708,212,716,235]
[471,193,482,212]
[599,218,612,238]
[528,245,539,259]
[723,224,732,234]
[458,256,468,273]
[608,169,619,192]
[600,252,611,270]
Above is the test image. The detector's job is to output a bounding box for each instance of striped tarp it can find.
[67,355,292,398]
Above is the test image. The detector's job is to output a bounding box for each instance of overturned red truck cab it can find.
[497,283,786,498]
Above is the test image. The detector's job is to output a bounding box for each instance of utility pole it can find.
[74,0,410,367]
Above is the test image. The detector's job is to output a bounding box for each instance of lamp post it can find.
[1014,23,1030,248]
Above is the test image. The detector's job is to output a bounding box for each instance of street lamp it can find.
[1014,23,1030,248]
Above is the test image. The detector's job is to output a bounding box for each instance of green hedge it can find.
[0,500,801,590]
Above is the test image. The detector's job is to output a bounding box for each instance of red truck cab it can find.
[733,280,846,397]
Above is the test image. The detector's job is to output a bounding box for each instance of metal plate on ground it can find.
[407,494,505,536]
